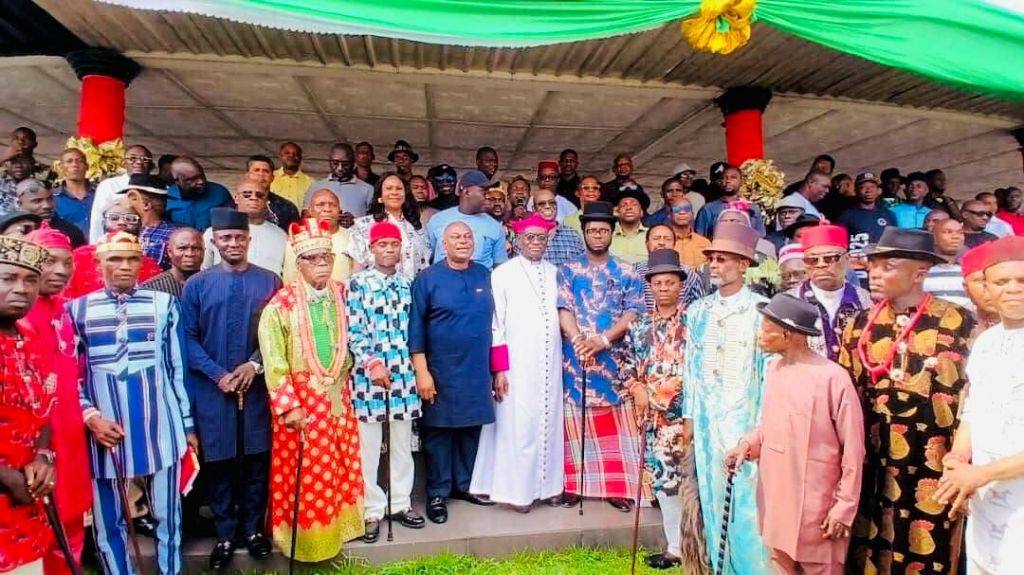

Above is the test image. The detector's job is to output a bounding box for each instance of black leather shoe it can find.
[132,516,157,539]
[362,519,380,543]
[244,532,272,559]
[559,494,581,507]
[426,496,448,524]
[608,498,633,513]
[208,540,235,571]
[450,490,495,506]
[645,553,682,569]
[389,509,426,529]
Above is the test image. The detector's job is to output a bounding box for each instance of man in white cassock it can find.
[470,213,564,512]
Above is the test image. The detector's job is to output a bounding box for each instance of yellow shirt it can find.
[675,232,711,268]
[563,210,582,233]
[271,168,316,208]
[609,225,648,264]
[282,228,354,284]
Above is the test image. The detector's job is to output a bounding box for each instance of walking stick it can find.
[110,447,146,575]
[384,389,394,542]
[715,470,737,575]
[288,429,305,575]
[42,495,82,575]
[578,362,588,516]
[630,413,650,575]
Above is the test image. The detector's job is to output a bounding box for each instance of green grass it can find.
[275,547,676,574]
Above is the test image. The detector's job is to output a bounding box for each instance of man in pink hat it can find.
[785,223,871,362]
[471,213,564,512]
[935,235,1024,574]
[682,222,772,573]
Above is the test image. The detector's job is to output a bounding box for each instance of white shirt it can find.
[963,324,1024,574]
[986,215,1015,238]
[527,194,575,223]
[201,220,287,276]
[90,174,130,242]
[809,283,844,322]
[790,192,821,217]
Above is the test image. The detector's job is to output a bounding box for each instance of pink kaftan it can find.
[744,356,865,566]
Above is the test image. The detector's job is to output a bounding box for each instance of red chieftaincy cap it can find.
[369,221,403,245]
[982,235,1024,271]
[800,223,848,250]
[960,243,992,277]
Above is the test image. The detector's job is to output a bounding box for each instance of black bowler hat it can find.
[210,207,249,231]
[387,140,419,163]
[863,227,943,264]
[645,249,687,280]
[578,201,617,225]
[614,186,651,214]
[783,214,822,239]
[757,293,822,336]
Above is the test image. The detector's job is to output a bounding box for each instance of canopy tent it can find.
[100,0,1024,99]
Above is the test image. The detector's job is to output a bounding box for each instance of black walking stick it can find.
[288,429,305,575]
[578,362,588,516]
[629,413,650,575]
[383,389,394,542]
[42,495,82,575]
[110,447,146,575]
[715,470,737,575]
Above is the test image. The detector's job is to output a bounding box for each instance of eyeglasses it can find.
[584,228,612,236]
[521,233,549,244]
[535,200,557,208]
[802,253,844,267]
[781,271,808,282]
[299,252,335,265]
[239,190,268,200]
[963,209,992,218]
[126,155,152,164]
[104,213,141,224]
[670,205,693,213]
[580,185,601,192]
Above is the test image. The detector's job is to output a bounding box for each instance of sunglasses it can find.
[580,185,601,192]
[670,205,693,213]
[435,175,455,183]
[299,252,335,265]
[239,190,268,200]
[521,233,549,244]
[802,253,844,267]
[963,209,992,218]
[707,254,740,264]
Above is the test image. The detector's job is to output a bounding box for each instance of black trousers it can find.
[420,425,482,499]
[203,451,270,541]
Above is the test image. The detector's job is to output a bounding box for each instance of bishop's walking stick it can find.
[288,429,305,575]
[42,495,82,575]
[578,362,588,516]
[629,413,651,575]
[383,389,394,542]
[715,470,737,575]
[110,447,145,575]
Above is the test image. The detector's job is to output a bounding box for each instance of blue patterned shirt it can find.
[512,224,585,267]
[346,267,421,423]
[68,289,192,479]
[557,255,645,407]
[140,221,178,270]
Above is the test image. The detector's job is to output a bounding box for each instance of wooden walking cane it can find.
[629,413,651,575]
[384,388,394,542]
[715,470,737,575]
[578,361,588,516]
[110,447,146,575]
[288,429,305,575]
[42,495,82,575]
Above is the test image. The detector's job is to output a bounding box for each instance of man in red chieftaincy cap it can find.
[785,222,871,362]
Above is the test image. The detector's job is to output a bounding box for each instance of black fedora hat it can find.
[757,293,822,336]
[645,249,687,280]
[783,214,822,239]
[613,186,651,214]
[863,227,944,264]
[387,140,419,163]
[578,201,617,225]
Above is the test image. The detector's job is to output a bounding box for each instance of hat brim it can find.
[702,247,759,267]
[863,245,944,264]
[615,190,650,213]
[757,302,822,336]
[783,220,819,239]
[644,266,687,280]
[388,150,420,163]
[579,214,618,225]
[122,185,168,196]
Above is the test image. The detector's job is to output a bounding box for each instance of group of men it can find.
[1,125,1023,575]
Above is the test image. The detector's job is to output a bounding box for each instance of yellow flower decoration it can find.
[51,136,126,184]
[681,0,757,55]
[739,158,785,220]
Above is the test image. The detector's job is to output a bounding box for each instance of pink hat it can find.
[369,221,403,245]
[25,223,72,251]
[510,213,556,234]
[778,243,804,266]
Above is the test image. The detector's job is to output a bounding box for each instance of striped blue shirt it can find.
[68,289,192,479]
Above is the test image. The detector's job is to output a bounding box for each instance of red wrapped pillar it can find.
[66,49,140,144]
[715,86,772,166]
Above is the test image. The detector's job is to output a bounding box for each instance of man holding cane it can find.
[348,221,424,542]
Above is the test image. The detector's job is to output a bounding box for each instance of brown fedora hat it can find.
[703,222,759,265]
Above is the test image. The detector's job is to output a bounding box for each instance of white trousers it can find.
[359,419,415,521]
[656,491,682,558]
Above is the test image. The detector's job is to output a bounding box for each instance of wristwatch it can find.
[35,449,55,464]
[249,361,265,375]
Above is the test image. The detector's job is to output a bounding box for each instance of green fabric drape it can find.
[102,0,1024,97]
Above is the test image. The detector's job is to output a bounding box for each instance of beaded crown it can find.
[289,218,333,257]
